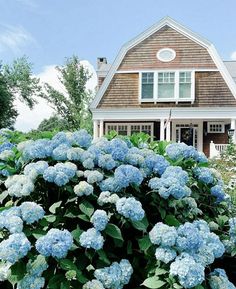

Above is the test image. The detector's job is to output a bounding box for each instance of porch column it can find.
[231,119,236,143]
[93,120,98,139]
[99,120,104,138]
[166,121,171,142]
[160,119,165,141]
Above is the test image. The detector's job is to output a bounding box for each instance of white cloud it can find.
[231,51,236,60]
[14,61,98,132]
[0,24,35,55]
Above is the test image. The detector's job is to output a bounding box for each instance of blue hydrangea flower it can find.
[91,210,109,231]
[94,259,133,289]
[0,233,31,264]
[20,202,45,224]
[5,175,34,197]
[79,228,104,250]
[26,255,48,276]
[67,147,84,161]
[125,152,145,167]
[0,261,11,281]
[74,181,93,196]
[22,139,53,161]
[155,247,177,264]
[166,143,199,161]
[114,165,143,188]
[99,177,123,193]
[54,171,70,186]
[43,167,57,183]
[71,130,92,148]
[86,170,104,184]
[52,144,71,161]
[170,253,205,288]
[0,215,23,234]
[17,275,45,289]
[36,229,73,259]
[83,280,105,289]
[98,154,116,170]
[211,185,227,203]
[97,191,120,206]
[54,162,77,178]
[194,167,214,184]
[24,161,49,179]
[144,153,169,175]
[149,223,177,247]
[0,142,14,153]
[110,138,129,161]
[162,166,189,185]
[209,268,236,289]
[116,197,145,221]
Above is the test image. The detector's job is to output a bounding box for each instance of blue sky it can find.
[1,0,236,73]
[1,0,236,131]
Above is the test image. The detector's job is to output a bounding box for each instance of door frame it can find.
[172,120,203,152]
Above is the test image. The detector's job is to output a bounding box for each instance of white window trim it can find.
[207,122,225,133]
[105,122,154,138]
[156,48,176,62]
[139,70,195,103]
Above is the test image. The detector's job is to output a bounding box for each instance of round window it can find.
[157,48,176,62]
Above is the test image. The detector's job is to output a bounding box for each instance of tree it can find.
[41,56,93,132]
[37,115,69,132]
[0,56,41,129]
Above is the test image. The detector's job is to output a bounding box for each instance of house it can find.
[90,17,236,157]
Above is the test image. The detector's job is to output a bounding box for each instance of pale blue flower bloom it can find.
[114,165,143,188]
[110,138,129,161]
[17,275,45,289]
[86,170,104,184]
[79,228,104,250]
[0,233,31,263]
[20,202,45,224]
[116,197,145,221]
[211,185,227,203]
[74,181,93,196]
[170,253,205,288]
[52,144,71,161]
[209,268,236,289]
[91,210,109,231]
[67,147,84,161]
[72,129,92,148]
[83,280,105,289]
[1,216,23,234]
[36,229,73,259]
[155,247,177,264]
[94,259,133,289]
[149,223,177,247]
[194,167,214,184]
[144,153,169,175]
[98,154,116,170]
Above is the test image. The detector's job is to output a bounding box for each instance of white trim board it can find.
[90,17,236,109]
[91,107,236,120]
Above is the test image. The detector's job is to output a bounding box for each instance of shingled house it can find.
[90,17,236,157]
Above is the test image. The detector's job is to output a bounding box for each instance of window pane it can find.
[158,84,175,98]
[118,125,128,136]
[142,84,153,99]
[131,125,141,134]
[179,83,191,98]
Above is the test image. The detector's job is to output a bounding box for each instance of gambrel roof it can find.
[90,16,236,109]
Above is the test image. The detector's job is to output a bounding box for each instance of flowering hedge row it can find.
[0,129,236,288]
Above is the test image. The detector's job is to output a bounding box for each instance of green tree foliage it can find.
[0,56,40,129]
[37,115,69,132]
[41,56,93,132]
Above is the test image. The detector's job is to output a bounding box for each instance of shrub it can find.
[0,130,235,288]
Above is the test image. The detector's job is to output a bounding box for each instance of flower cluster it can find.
[194,167,214,184]
[149,166,191,199]
[166,142,208,163]
[74,181,94,196]
[209,268,236,289]
[43,162,77,186]
[91,210,109,231]
[149,220,225,288]
[17,256,48,289]
[83,280,105,289]
[5,174,34,197]
[116,197,145,221]
[93,259,133,289]
[79,228,104,250]
[0,233,31,264]
[36,229,73,259]
[97,191,119,206]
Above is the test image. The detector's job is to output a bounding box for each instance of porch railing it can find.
[209,141,228,159]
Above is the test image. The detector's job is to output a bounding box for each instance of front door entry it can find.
[180,127,194,146]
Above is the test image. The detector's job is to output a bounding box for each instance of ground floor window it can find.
[105,122,154,138]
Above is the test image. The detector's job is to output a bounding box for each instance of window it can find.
[141,73,154,99]
[140,71,194,102]
[207,122,225,133]
[179,72,191,99]
[105,123,154,138]
[157,48,176,62]
[158,72,175,99]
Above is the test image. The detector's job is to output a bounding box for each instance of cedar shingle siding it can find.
[118,26,216,70]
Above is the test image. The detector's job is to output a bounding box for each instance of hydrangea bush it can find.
[0,129,236,288]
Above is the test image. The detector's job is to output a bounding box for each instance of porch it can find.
[93,116,236,158]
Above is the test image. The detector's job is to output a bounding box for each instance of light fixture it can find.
[228,129,235,138]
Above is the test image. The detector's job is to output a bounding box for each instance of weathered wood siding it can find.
[118,26,216,70]
[98,72,236,108]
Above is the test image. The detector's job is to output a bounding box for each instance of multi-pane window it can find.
[106,123,154,137]
[140,71,194,101]
[179,72,191,99]
[207,122,225,133]
[141,73,154,99]
[158,72,175,99]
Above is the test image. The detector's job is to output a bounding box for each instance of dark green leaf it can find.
[165,215,181,227]
[131,216,149,231]
[48,275,65,288]
[142,276,166,288]
[104,224,123,241]
[138,235,152,252]
[79,201,94,217]
[49,201,62,214]
[59,259,77,271]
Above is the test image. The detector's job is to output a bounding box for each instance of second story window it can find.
[140,71,194,102]
[141,73,154,99]
[158,72,175,99]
